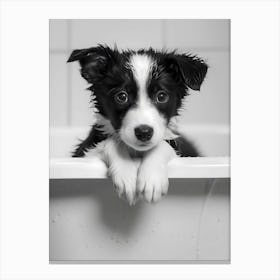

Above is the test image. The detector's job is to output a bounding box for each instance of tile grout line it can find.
[161,19,166,49]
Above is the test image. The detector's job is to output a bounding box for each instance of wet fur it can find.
[69,45,207,158]
[68,45,208,204]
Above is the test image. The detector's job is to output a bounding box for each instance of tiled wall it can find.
[50,19,230,127]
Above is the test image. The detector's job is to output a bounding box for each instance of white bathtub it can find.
[49,125,230,263]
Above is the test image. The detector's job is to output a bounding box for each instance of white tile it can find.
[70,19,163,50]
[165,19,230,49]
[50,20,68,50]
[70,62,97,126]
[50,53,68,126]
[179,50,230,126]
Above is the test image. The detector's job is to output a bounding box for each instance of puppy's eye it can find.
[156,90,169,104]
[114,91,128,104]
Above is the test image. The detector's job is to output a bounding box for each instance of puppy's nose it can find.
[134,125,154,142]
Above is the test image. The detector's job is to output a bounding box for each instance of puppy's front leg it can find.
[99,138,140,205]
[137,141,177,203]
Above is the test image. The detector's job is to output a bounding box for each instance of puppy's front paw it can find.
[108,161,139,205]
[136,164,169,203]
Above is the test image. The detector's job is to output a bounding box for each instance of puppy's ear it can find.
[67,48,93,62]
[166,54,208,91]
[67,45,116,83]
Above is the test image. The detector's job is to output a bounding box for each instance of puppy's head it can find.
[68,45,208,151]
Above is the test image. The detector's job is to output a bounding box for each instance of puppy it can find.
[67,45,208,205]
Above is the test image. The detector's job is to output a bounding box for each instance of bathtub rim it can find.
[50,156,230,179]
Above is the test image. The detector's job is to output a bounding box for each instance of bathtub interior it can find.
[49,125,230,263]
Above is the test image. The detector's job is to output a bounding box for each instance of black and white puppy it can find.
[67,45,208,205]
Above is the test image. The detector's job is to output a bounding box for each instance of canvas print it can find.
[49,19,230,263]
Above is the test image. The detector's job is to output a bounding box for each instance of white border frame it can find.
[0,0,279,279]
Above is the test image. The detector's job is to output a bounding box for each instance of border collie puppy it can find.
[67,45,208,205]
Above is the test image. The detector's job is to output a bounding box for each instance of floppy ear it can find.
[166,54,208,91]
[67,45,115,83]
[67,48,94,62]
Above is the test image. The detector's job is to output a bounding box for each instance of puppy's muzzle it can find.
[134,125,154,142]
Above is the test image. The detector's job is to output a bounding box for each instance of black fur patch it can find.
[67,45,208,157]
[166,137,199,157]
[72,124,107,157]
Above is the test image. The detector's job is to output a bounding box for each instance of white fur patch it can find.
[129,54,154,102]
[119,54,167,151]
[97,138,141,205]
[95,114,115,135]
[137,140,177,202]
